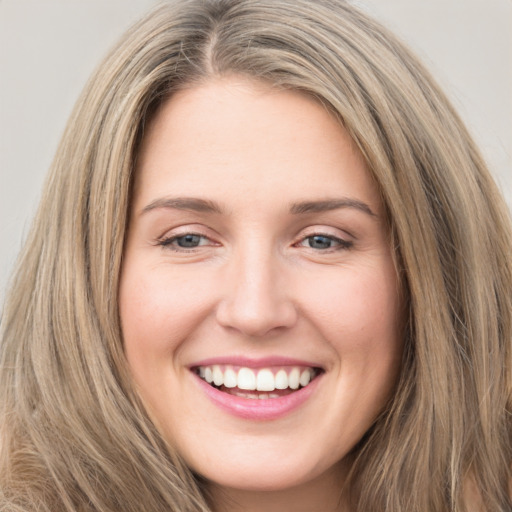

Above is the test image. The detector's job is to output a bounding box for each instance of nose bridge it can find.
[215,239,297,337]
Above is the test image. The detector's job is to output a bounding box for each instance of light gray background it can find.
[1,0,511,305]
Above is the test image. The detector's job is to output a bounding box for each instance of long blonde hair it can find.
[1,1,511,510]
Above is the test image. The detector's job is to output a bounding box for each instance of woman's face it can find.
[119,77,403,494]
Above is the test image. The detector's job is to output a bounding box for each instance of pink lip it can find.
[192,370,323,421]
[189,355,324,370]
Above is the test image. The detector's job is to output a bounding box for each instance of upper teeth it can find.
[197,365,316,391]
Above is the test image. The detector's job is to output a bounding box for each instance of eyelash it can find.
[295,233,353,252]
[157,232,213,252]
[157,232,353,253]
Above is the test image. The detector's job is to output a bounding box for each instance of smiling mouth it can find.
[193,365,323,399]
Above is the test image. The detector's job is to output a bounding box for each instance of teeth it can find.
[256,369,275,391]
[224,367,237,388]
[288,368,300,390]
[237,368,256,390]
[275,370,288,389]
[196,365,317,392]
[212,365,223,386]
[299,369,311,387]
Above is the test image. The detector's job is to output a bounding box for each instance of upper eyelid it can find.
[156,223,216,240]
[295,225,355,241]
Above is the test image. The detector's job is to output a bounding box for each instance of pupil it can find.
[309,235,332,249]
[177,234,201,247]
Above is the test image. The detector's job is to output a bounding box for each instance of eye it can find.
[158,233,213,250]
[297,234,352,251]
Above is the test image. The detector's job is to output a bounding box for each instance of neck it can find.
[206,462,351,512]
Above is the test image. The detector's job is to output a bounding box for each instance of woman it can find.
[1,1,511,511]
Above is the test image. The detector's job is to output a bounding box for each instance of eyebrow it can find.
[141,197,223,215]
[289,198,376,217]
[140,196,376,217]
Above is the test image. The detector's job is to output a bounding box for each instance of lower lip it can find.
[193,372,322,420]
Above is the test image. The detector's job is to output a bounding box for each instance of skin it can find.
[119,77,404,512]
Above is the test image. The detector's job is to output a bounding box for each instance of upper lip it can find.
[189,355,324,370]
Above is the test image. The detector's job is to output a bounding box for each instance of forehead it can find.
[133,77,382,216]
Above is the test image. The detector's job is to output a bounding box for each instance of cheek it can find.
[303,261,404,406]
[302,264,401,346]
[118,263,206,429]
[120,272,172,356]
[119,268,188,393]
[119,263,209,354]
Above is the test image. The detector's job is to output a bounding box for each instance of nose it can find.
[215,249,298,338]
